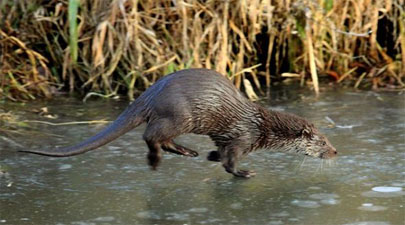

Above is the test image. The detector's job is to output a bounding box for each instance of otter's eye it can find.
[322,141,326,146]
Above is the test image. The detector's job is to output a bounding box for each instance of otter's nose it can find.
[329,149,338,158]
[321,149,338,159]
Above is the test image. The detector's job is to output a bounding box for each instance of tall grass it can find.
[68,0,80,64]
[0,0,403,101]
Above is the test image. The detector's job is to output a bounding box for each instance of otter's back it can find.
[139,69,252,133]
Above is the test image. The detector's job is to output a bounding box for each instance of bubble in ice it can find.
[268,221,283,225]
[58,164,72,170]
[362,190,405,198]
[308,193,340,205]
[309,193,339,200]
[343,222,390,225]
[372,186,402,192]
[361,186,405,198]
[320,198,341,205]
[230,202,243,209]
[165,212,189,221]
[188,208,208,213]
[358,205,388,212]
[272,211,290,217]
[92,216,115,222]
[136,211,160,220]
[291,200,320,208]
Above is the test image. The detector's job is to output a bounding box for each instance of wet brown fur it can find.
[20,69,337,178]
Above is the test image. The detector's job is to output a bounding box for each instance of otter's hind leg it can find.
[143,119,193,169]
[143,120,171,170]
[162,141,199,157]
[145,140,162,170]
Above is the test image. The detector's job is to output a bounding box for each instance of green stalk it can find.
[68,0,80,63]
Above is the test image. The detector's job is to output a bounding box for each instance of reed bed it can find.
[0,0,404,101]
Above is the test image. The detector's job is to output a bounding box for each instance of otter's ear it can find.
[301,126,313,139]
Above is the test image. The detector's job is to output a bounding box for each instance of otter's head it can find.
[264,110,337,159]
[292,125,337,159]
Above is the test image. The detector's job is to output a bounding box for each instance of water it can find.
[1,88,404,225]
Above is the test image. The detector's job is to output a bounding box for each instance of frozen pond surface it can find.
[1,88,404,224]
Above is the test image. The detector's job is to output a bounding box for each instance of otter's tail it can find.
[19,106,145,157]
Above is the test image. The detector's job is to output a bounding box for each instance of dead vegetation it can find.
[0,0,404,101]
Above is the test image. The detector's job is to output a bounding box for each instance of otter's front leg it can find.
[220,144,255,178]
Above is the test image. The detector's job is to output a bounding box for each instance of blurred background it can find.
[0,0,403,101]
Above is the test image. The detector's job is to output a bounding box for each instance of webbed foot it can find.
[231,170,256,178]
[224,166,256,178]
[162,142,199,157]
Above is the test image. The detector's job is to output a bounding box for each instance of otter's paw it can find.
[180,148,199,157]
[233,170,256,178]
[162,144,199,157]
[147,153,161,170]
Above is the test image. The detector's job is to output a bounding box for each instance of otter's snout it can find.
[320,148,338,159]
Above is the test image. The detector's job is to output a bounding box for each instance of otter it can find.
[20,68,337,178]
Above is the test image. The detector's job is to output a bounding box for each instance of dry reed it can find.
[0,0,403,101]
